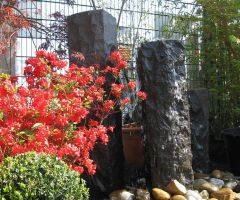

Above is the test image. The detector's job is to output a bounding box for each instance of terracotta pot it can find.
[122,125,144,165]
[119,46,132,61]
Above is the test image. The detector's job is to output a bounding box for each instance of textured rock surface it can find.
[137,40,193,187]
[67,9,117,66]
[188,88,209,173]
[67,10,124,198]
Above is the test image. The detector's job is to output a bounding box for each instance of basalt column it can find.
[137,40,193,187]
[68,9,118,65]
[67,10,124,198]
[188,88,210,173]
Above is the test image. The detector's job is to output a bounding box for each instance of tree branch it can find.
[90,0,97,10]
[117,0,127,29]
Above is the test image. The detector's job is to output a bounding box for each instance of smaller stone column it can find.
[188,88,210,173]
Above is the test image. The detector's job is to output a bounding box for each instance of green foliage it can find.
[0,152,89,200]
[198,0,240,135]
[165,0,240,135]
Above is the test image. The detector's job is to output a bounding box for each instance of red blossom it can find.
[103,100,114,112]
[55,115,69,127]
[116,60,128,70]
[36,50,47,58]
[127,81,136,90]
[71,52,85,61]
[102,66,112,73]
[112,67,120,76]
[121,97,130,105]
[108,126,115,132]
[111,83,126,97]
[18,86,29,97]
[95,76,106,85]
[89,120,99,126]
[109,51,121,62]
[10,76,18,84]
[137,91,147,100]
[0,50,146,175]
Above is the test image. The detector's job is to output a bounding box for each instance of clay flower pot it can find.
[122,123,144,166]
[119,46,132,61]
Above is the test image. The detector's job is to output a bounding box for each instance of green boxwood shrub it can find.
[0,152,89,200]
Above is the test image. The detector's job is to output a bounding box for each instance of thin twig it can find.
[90,0,97,10]
[4,4,37,50]
[117,0,127,29]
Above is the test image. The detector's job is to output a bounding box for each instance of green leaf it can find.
[17,130,35,140]
[0,111,4,121]
[31,123,43,130]
[0,73,10,80]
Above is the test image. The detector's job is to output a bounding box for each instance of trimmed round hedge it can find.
[0,152,89,200]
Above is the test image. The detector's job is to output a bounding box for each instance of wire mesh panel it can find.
[14,0,200,87]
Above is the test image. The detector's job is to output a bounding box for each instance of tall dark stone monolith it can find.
[137,40,193,187]
[67,10,124,198]
[188,88,210,173]
[68,9,117,66]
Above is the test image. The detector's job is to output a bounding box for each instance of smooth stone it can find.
[212,169,222,179]
[225,181,238,190]
[219,188,234,194]
[135,189,150,200]
[170,195,187,200]
[199,190,209,199]
[194,173,210,180]
[234,193,240,200]
[193,179,208,191]
[211,188,234,200]
[200,182,219,193]
[109,190,135,200]
[211,193,233,200]
[222,172,235,181]
[209,178,225,188]
[185,190,203,200]
[152,188,171,200]
[166,180,187,195]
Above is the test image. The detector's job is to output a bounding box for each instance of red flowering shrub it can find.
[0,50,146,175]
